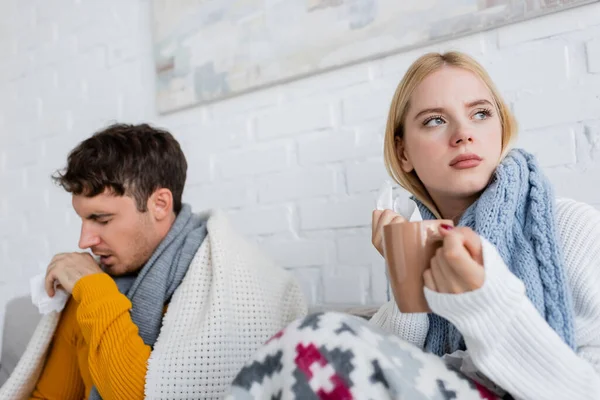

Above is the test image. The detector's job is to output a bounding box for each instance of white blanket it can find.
[0,210,307,399]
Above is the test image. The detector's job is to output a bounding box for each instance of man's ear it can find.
[147,188,174,221]
[395,137,414,173]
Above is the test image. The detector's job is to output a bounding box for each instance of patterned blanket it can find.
[226,312,499,399]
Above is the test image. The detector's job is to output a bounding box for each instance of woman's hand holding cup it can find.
[423,225,485,294]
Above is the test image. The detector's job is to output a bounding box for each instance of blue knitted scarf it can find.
[416,149,575,356]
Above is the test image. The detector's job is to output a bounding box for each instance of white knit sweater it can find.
[370,198,600,400]
[0,210,307,400]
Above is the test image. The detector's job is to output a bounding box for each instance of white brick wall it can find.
[1,0,600,321]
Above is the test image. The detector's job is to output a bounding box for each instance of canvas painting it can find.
[151,0,597,113]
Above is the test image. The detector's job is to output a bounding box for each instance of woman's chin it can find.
[440,178,489,199]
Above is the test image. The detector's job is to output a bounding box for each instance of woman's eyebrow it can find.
[413,107,445,121]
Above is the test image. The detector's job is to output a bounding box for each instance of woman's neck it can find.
[430,192,480,224]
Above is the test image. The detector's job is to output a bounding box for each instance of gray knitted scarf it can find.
[89,204,207,400]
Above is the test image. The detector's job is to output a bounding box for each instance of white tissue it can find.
[375,180,421,221]
[30,273,69,314]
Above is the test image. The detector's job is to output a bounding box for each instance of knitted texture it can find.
[371,198,600,399]
[28,274,152,399]
[416,149,575,355]
[89,203,207,400]
[226,312,498,399]
[0,210,307,400]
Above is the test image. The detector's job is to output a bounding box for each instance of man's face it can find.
[72,190,162,276]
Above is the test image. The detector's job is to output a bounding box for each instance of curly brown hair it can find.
[53,123,187,213]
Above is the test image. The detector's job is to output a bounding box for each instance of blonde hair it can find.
[383,51,518,218]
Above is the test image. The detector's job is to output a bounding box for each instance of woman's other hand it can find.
[371,209,407,257]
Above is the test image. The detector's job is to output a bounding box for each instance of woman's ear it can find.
[395,137,414,173]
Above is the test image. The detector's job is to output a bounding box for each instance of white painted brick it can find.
[289,268,321,305]
[229,204,294,236]
[322,267,369,305]
[35,0,72,23]
[586,38,600,74]
[342,86,394,125]
[209,85,281,119]
[6,188,47,218]
[0,170,25,193]
[41,134,83,172]
[185,153,213,185]
[284,63,370,100]
[19,21,55,52]
[75,19,133,53]
[497,3,600,47]
[298,130,382,165]
[35,34,78,67]
[260,239,334,268]
[47,220,81,255]
[0,53,32,82]
[183,180,256,211]
[107,37,144,68]
[300,194,374,230]
[215,142,292,179]
[337,234,381,266]
[257,167,337,203]
[487,43,569,92]
[4,143,41,170]
[74,46,108,74]
[370,264,389,304]
[584,123,600,159]
[256,101,332,139]
[517,126,577,168]
[346,159,388,193]
[107,61,145,96]
[514,87,600,130]
[179,118,252,153]
[156,107,206,135]
[547,165,600,205]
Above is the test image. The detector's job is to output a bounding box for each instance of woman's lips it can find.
[452,159,482,169]
[450,153,483,170]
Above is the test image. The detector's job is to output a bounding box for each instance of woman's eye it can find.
[424,117,445,127]
[473,110,491,120]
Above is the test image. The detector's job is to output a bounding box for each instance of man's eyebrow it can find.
[86,213,114,220]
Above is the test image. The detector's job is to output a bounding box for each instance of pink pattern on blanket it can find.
[295,343,353,400]
[475,382,500,399]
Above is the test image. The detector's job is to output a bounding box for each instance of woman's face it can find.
[400,66,503,203]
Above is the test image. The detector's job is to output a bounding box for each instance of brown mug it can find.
[382,220,453,313]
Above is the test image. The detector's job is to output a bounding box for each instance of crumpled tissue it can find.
[30,273,69,315]
[375,180,421,221]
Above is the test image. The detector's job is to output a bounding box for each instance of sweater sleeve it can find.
[29,299,85,400]
[425,226,600,400]
[72,273,151,400]
[369,300,429,348]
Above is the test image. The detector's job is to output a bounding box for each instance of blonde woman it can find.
[227,52,600,400]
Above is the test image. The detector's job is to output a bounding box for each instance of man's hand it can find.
[45,252,103,296]
[423,226,485,294]
[372,209,407,257]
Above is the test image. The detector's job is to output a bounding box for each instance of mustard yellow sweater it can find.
[29,273,151,400]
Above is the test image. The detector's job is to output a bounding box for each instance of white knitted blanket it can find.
[0,210,308,399]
